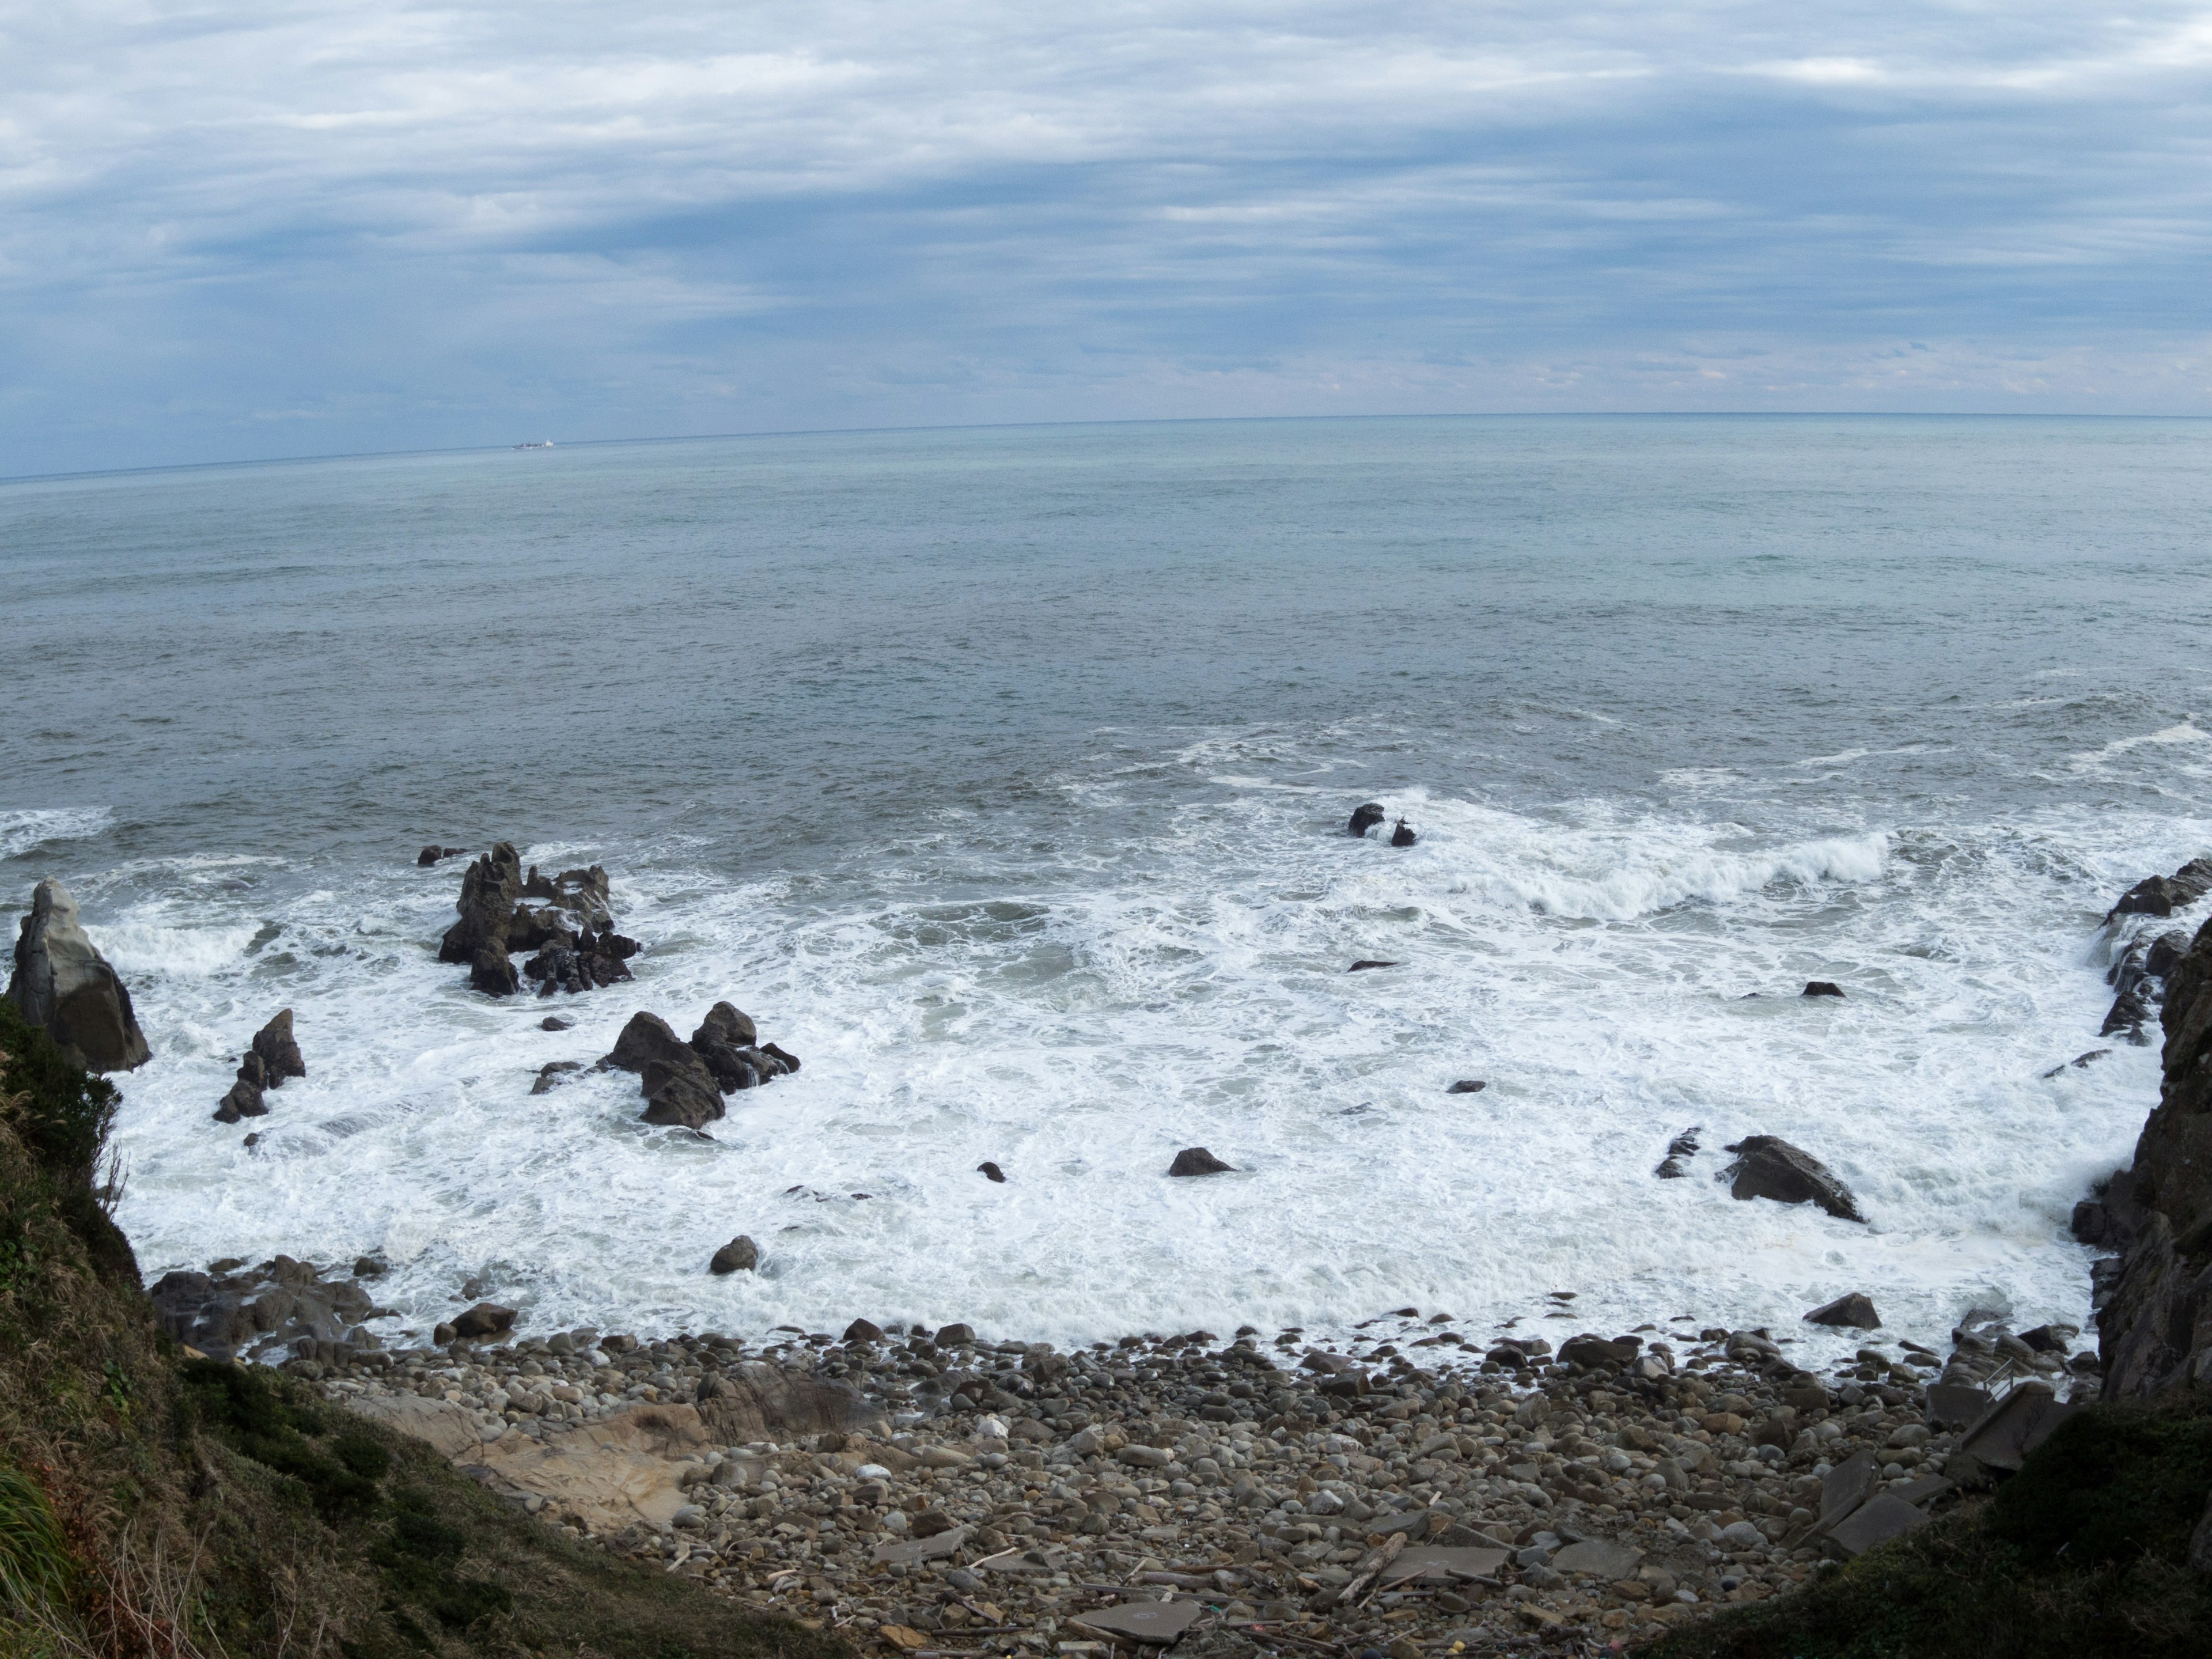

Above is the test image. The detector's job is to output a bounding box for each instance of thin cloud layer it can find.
[3,1,2210,469]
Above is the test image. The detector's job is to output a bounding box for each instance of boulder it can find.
[415,845,467,866]
[530,1060,582,1096]
[760,1041,802,1074]
[1446,1080,1487,1094]
[438,843,522,964]
[451,1302,517,1340]
[540,1016,573,1031]
[1349,959,1402,972]
[710,1236,759,1274]
[212,1077,267,1124]
[1805,1293,1880,1330]
[2105,857,2212,921]
[148,1256,381,1363]
[6,879,150,1074]
[843,1319,884,1344]
[694,1001,759,1050]
[1718,1135,1864,1222]
[520,862,614,931]
[1349,802,1385,838]
[1802,981,1846,998]
[607,1012,690,1074]
[977,1160,1007,1183]
[469,948,520,997]
[251,1009,306,1085]
[1168,1146,1233,1176]
[1391,819,1417,848]
[640,1053,725,1129]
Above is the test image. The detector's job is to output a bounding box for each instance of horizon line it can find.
[6,407,2207,489]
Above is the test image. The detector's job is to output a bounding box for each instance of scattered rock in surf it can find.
[434,841,641,998]
[844,1319,884,1344]
[604,1004,800,1130]
[1804,1293,1881,1330]
[1349,959,1402,972]
[1802,981,1846,998]
[978,1160,1007,1183]
[1168,1146,1233,1177]
[1349,802,1385,838]
[214,1009,304,1123]
[937,1323,976,1345]
[2104,856,2212,921]
[2041,1048,2112,1078]
[451,1302,517,1340]
[2100,926,2191,1043]
[1655,1126,1702,1178]
[1391,818,1418,848]
[213,1075,266,1124]
[6,878,150,1074]
[710,1235,760,1274]
[1446,1079,1487,1094]
[531,1060,582,1095]
[149,1255,381,1363]
[416,844,467,866]
[540,1015,572,1031]
[1718,1135,1864,1222]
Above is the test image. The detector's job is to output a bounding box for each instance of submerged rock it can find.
[1168,1146,1234,1177]
[1718,1135,1863,1222]
[1802,981,1846,998]
[1391,819,1418,848]
[1349,802,1385,837]
[710,1235,759,1274]
[977,1161,1007,1183]
[6,878,150,1074]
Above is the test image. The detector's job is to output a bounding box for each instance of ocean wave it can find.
[0,806,113,863]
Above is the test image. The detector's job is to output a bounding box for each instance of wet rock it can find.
[1718,1135,1864,1222]
[843,1319,884,1344]
[640,1054,725,1130]
[710,1236,759,1274]
[452,1302,517,1340]
[149,1255,378,1363]
[978,1161,1007,1183]
[251,1009,306,1085]
[6,878,150,1074]
[531,1060,583,1096]
[2105,857,2212,921]
[1446,1080,1487,1094]
[470,948,521,997]
[1349,802,1386,837]
[1802,981,1845,998]
[520,862,615,932]
[693,1001,758,1050]
[213,1076,267,1123]
[1391,819,1418,848]
[416,844,469,866]
[1168,1146,1234,1176]
[2042,1048,2111,1078]
[1349,960,1402,972]
[438,843,524,965]
[760,1041,802,1074]
[1804,1293,1880,1330]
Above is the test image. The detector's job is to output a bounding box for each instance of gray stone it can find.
[1817,1450,1878,1531]
[872,1527,971,1565]
[1804,1293,1880,1330]
[1957,1384,2079,1474]
[1718,1135,1863,1222]
[451,1302,517,1340]
[1552,1539,1641,1578]
[1924,1383,1991,1428]
[6,879,150,1073]
[1380,1546,1509,1585]
[710,1236,759,1274]
[1824,1494,1930,1557]
[1073,1600,1202,1644]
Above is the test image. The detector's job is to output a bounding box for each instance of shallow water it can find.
[5,415,2209,1367]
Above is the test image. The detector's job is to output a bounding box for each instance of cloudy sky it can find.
[5,1,2212,472]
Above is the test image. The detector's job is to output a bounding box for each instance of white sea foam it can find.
[90,783,2207,1377]
[0,806,113,863]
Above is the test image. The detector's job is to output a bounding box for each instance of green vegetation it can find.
[1,994,848,1659]
[1639,1397,2212,1659]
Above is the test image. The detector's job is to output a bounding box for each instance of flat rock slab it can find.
[472,1403,709,1533]
[1380,1547,1510,1585]
[1824,1494,1931,1558]
[873,1528,971,1565]
[1959,1385,2072,1474]
[1072,1601,1201,1644]
[1552,1539,1643,1579]
[1892,1475,1955,1508]
[1925,1384,1992,1429]
[342,1395,483,1461]
[1818,1450,1879,1529]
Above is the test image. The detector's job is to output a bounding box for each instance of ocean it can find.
[3,414,2208,1370]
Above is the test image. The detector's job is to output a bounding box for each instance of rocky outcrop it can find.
[6,879,149,1074]
[2105,856,2212,922]
[2093,913,2212,1397]
[1804,1293,1879,1330]
[214,1009,306,1123]
[1348,802,1385,837]
[1716,1135,1863,1222]
[147,1253,384,1363]
[603,1005,800,1131]
[434,843,641,998]
[2102,925,2193,1043]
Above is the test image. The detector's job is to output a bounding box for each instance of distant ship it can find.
[513,440,555,450]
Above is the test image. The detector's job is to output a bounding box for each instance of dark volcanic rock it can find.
[640,1053,725,1130]
[1802,981,1846,998]
[978,1161,1007,1183]
[2097,914,2212,1399]
[212,1077,267,1124]
[1805,1293,1881,1330]
[520,862,614,931]
[607,1011,688,1074]
[710,1235,759,1274]
[694,1001,759,1050]
[6,879,150,1074]
[1718,1135,1864,1222]
[251,1008,306,1085]
[1349,802,1385,837]
[760,1041,801,1074]
[469,948,520,997]
[1391,819,1417,848]
[438,843,522,964]
[2106,857,2212,922]
[611,1007,796,1126]
[540,1015,572,1031]
[1446,1079,1487,1094]
[530,1060,582,1096]
[1168,1146,1233,1177]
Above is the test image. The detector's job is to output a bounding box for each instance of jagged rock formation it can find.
[603,1003,800,1131]
[1717,1135,1863,1222]
[214,1008,306,1122]
[5,878,149,1073]
[434,842,640,998]
[2092,911,2212,1396]
[147,1253,384,1363]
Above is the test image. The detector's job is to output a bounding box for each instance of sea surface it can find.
[4,415,2210,1369]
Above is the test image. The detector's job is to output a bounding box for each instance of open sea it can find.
[4,415,2209,1369]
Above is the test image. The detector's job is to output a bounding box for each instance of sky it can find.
[5,1,2212,473]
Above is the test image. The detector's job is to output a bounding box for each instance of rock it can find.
[1349,803,1385,838]
[1349,960,1402,972]
[1802,980,1846,998]
[1553,1539,1642,1578]
[1391,819,1417,848]
[520,862,615,931]
[1718,1135,1864,1222]
[2105,857,2212,921]
[639,1053,725,1130]
[1074,1601,1202,1645]
[937,1323,975,1345]
[1804,1293,1880,1330]
[451,1302,517,1340]
[343,1393,481,1458]
[1824,1493,1930,1557]
[531,1060,582,1096]
[541,1016,571,1031]
[978,1161,1007,1183]
[2018,1323,2078,1353]
[843,1319,884,1344]
[2041,1048,2112,1078]
[2146,929,2192,978]
[692,1001,759,1050]
[416,845,467,866]
[607,1011,685,1073]
[438,843,523,965]
[147,1256,377,1363]
[469,948,520,997]
[6,879,150,1073]
[251,1009,306,1085]
[212,1077,267,1123]
[760,1041,802,1074]
[1168,1146,1233,1177]
[710,1236,759,1274]
[1446,1080,1487,1094]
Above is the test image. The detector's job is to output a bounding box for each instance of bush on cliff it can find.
[1639,1396,2212,1659]
[0,997,846,1659]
